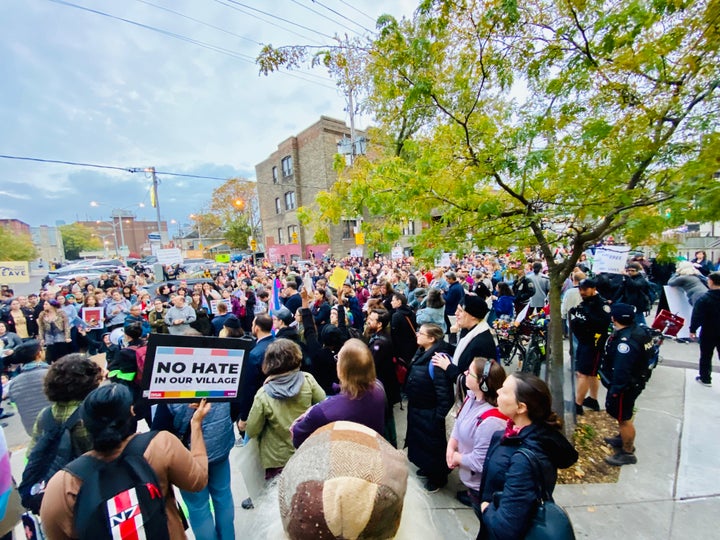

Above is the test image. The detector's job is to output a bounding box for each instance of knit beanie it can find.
[279,421,408,539]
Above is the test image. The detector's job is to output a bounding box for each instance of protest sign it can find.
[141,334,252,402]
[591,245,630,274]
[81,307,104,329]
[210,298,232,315]
[328,267,349,291]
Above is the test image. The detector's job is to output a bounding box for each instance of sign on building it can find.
[0,261,29,283]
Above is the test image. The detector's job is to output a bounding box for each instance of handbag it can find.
[651,309,684,337]
[516,448,576,540]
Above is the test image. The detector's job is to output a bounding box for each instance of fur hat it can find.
[461,294,489,320]
[279,421,408,539]
[610,303,635,325]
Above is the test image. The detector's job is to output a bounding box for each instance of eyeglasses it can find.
[465,369,479,380]
[415,331,429,337]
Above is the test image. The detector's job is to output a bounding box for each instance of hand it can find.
[446,445,456,469]
[65,338,72,343]
[431,352,451,371]
[190,398,211,424]
[236,420,247,432]
[300,289,311,307]
[689,333,696,339]
[481,502,489,513]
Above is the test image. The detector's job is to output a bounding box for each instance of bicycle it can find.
[495,316,548,375]
[520,319,548,376]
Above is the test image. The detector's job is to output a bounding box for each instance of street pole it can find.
[116,214,126,250]
[149,167,164,244]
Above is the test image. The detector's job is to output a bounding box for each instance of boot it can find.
[582,397,600,412]
[605,450,637,466]
[603,435,622,448]
[575,403,584,415]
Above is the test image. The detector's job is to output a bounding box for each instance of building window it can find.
[275,198,281,214]
[402,220,416,236]
[281,156,293,177]
[342,219,357,240]
[288,225,298,243]
[278,228,285,244]
[284,191,296,210]
[272,166,278,184]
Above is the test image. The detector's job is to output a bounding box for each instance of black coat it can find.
[390,304,417,363]
[480,423,578,540]
[405,341,454,480]
[368,331,400,405]
[445,326,497,382]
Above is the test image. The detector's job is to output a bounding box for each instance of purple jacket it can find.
[291,381,386,448]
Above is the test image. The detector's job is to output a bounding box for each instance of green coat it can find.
[246,371,325,469]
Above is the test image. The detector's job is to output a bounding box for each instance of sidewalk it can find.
[8,341,719,539]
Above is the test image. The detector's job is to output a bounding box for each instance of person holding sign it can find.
[245,339,325,480]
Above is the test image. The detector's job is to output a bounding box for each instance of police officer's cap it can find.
[578,278,597,289]
[610,303,635,325]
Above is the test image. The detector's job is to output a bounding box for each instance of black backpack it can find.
[19,406,83,514]
[514,276,536,304]
[64,431,170,540]
[629,325,663,388]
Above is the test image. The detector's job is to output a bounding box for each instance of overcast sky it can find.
[0,0,415,232]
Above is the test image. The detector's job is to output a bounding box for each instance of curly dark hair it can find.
[44,353,102,402]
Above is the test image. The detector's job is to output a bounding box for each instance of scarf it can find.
[452,320,490,365]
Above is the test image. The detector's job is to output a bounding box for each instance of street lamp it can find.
[90,201,145,254]
[190,214,202,250]
[92,233,115,257]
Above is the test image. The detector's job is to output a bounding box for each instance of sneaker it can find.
[0,412,14,420]
[241,497,254,510]
[605,451,638,466]
[583,397,600,412]
[603,435,623,448]
[575,403,584,416]
[695,376,712,387]
[456,490,472,507]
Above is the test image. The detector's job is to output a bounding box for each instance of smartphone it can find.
[303,274,314,296]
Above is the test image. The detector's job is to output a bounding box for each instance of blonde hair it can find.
[337,338,376,399]
[676,260,700,276]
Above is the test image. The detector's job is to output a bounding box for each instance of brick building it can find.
[77,212,168,257]
[255,116,366,263]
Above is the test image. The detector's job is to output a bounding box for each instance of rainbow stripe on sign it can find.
[149,390,237,399]
[155,346,245,357]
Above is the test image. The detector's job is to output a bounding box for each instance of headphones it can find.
[480,359,493,393]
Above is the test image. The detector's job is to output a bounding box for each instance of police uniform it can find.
[571,294,611,376]
[602,326,643,421]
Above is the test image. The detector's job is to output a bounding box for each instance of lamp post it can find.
[92,233,115,257]
[90,201,145,255]
[93,223,119,256]
[190,214,202,252]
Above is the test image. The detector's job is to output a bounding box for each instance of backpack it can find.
[64,431,170,540]
[127,344,148,383]
[629,325,663,388]
[19,407,83,514]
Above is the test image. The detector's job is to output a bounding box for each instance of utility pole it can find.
[148,167,164,244]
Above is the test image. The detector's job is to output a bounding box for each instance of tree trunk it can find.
[547,272,574,437]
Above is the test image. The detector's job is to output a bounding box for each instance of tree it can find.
[259,0,720,425]
[60,223,102,260]
[0,226,37,261]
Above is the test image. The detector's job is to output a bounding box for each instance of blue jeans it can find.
[181,457,235,540]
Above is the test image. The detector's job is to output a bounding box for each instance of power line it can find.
[134,0,262,46]
[46,0,336,89]
[289,0,362,37]
[336,0,377,24]
[221,0,335,40]
[311,0,373,34]
[0,154,233,181]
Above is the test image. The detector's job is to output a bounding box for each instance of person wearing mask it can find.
[479,373,578,539]
[41,384,211,539]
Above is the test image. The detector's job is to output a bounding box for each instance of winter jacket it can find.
[300,308,340,395]
[615,274,653,312]
[368,332,401,405]
[492,296,515,318]
[416,306,447,333]
[2,306,38,338]
[246,370,325,469]
[291,381,386,449]
[148,309,169,334]
[445,325,497,382]
[668,273,708,305]
[236,335,275,422]
[444,281,466,317]
[480,423,578,540]
[690,289,720,336]
[405,341,454,478]
[390,304,417,363]
[525,272,549,308]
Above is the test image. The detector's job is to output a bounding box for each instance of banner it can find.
[209,298,232,315]
[0,261,29,284]
[591,245,630,274]
[156,248,183,266]
[141,334,252,402]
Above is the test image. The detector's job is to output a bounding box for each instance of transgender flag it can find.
[270,277,283,314]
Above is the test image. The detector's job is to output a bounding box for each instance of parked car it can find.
[142,278,219,299]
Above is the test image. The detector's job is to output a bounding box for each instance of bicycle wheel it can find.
[521,343,542,376]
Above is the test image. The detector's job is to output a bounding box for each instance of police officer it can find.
[569,279,611,415]
[601,303,643,466]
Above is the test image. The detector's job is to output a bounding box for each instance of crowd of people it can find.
[0,246,717,539]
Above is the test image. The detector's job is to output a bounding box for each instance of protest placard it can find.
[591,245,630,274]
[141,334,252,402]
[209,298,232,315]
